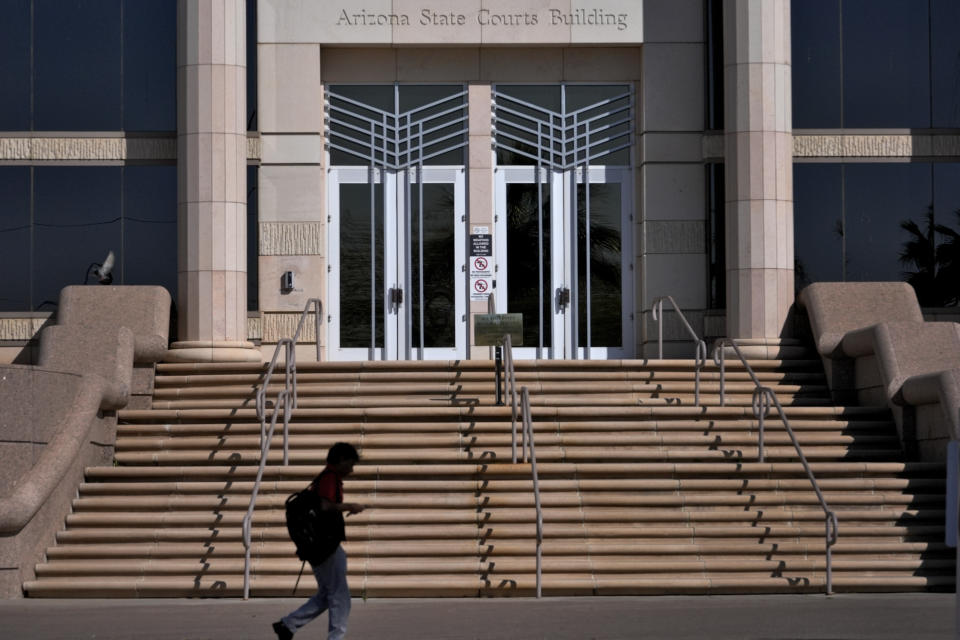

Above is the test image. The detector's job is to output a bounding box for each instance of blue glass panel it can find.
[931,0,960,128]
[793,164,842,288]
[34,167,121,306]
[0,167,31,310]
[123,0,176,131]
[35,0,121,131]
[0,0,31,130]
[122,165,176,298]
[247,0,257,131]
[845,163,931,282]
[247,165,258,310]
[791,0,841,128]
[842,0,930,128]
[932,164,960,306]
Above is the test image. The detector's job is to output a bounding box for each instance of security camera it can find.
[85,250,115,285]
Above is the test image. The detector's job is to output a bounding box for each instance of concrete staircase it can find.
[23,356,954,597]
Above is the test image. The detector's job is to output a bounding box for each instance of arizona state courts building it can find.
[1,0,959,364]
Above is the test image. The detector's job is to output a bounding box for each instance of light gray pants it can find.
[281,546,350,639]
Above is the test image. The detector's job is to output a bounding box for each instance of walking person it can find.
[274,443,365,640]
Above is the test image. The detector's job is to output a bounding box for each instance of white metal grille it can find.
[325,86,468,169]
[492,85,634,169]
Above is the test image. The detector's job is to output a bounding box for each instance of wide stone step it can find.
[154,370,829,390]
[55,522,943,546]
[152,379,831,396]
[147,393,839,410]
[44,538,950,560]
[22,573,954,598]
[70,490,939,513]
[75,476,944,496]
[154,358,824,376]
[111,445,905,466]
[62,505,940,530]
[113,431,900,452]
[81,461,946,482]
[33,555,955,578]
[116,404,894,424]
[114,418,899,438]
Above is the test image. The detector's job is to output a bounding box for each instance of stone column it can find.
[723,0,794,342]
[169,0,260,362]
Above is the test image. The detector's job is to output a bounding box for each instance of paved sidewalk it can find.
[0,593,954,639]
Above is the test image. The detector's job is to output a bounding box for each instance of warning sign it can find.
[470,277,491,301]
[470,256,492,278]
[470,234,492,257]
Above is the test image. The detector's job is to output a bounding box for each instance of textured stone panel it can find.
[262,312,319,343]
[793,134,960,158]
[0,136,177,161]
[247,315,262,341]
[259,222,324,256]
[0,316,51,341]
[645,220,705,254]
[247,136,262,160]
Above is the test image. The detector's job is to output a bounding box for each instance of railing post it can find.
[654,298,664,359]
[313,299,323,362]
[694,339,706,407]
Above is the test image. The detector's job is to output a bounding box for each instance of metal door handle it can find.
[389,287,403,307]
[557,287,570,308]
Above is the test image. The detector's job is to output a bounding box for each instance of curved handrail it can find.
[242,388,292,599]
[254,299,323,460]
[652,296,707,406]
[520,386,543,598]
[713,337,839,595]
[244,298,323,599]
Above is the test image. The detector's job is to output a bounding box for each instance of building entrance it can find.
[325,85,468,360]
[491,84,635,359]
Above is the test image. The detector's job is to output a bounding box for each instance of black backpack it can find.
[284,471,345,565]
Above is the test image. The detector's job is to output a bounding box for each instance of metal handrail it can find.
[254,299,323,458]
[498,330,542,596]
[519,386,543,598]
[242,388,292,599]
[243,299,323,600]
[503,333,521,463]
[713,338,839,595]
[651,296,707,406]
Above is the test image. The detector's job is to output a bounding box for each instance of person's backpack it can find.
[284,472,345,565]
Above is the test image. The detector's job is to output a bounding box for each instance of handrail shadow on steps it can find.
[714,337,839,595]
[243,298,322,600]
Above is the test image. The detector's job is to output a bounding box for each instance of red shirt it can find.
[314,465,343,504]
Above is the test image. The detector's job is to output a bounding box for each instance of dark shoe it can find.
[273,620,293,640]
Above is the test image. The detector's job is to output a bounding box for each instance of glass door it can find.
[494,166,633,359]
[328,167,465,360]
